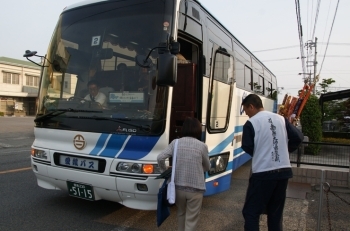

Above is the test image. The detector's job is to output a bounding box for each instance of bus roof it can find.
[61,0,276,79]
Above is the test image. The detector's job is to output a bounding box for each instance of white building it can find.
[0,56,41,116]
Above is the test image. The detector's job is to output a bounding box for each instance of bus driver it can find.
[83,80,107,107]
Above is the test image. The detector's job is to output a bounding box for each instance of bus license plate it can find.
[67,181,95,201]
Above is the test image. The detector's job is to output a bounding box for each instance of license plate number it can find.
[67,181,95,201]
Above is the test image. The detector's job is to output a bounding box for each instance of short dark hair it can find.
[241,94,263,109]
[181,117,202,140]
[87,79,100,88]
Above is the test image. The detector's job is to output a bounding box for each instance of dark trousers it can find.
[242,176,289,231]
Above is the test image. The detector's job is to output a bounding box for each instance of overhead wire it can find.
[322,66,350,85]
[308,0,314,42]
[262,57,303,62]
[252,43,350,53]
[262,55,350,63]
[252,45,300,53]
[307,0,321,78]
[306,0,309,42]
[312,0,322,40]
[295,0,307,80]
[320,0,332,60]
[318,0,340,76]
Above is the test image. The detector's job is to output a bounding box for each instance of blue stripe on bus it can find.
[204,174,231,196]
[235,125,243,133]
[89,134,109,155]
[117,136,160,160]
[231,153,251,171]
[227,160,233,170]
[98,134,129,157]
[208,125,243,155]
[209,132,234,155]
[234,147,244,156]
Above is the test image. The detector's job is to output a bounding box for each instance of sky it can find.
[1,0,349,103]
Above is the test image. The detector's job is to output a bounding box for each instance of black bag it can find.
[155,167,172,180]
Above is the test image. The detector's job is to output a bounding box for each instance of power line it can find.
[252,45,300,53]
[261,57,303,62]
[318,0,340,76]
[320,0,332,55]
[261,55,350,63]
[322,66,350,85]
[317,55,350,58]
[295,0,307,80]
[319,42,350,46]
[253,43,350,53]
[312,0,322,39]
[307,0,313,42]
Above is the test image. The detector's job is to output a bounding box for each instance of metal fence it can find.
[290,141,350,168]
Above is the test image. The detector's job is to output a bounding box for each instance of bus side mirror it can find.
[156,52,177,86]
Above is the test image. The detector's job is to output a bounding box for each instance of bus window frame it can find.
[206,45,234,134]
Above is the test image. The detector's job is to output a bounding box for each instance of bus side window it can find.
[235,61,245,88]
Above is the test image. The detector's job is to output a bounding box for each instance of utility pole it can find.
[305,37,318,94]
[313,37,318,95]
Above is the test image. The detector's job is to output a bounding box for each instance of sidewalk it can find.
[259,183,310,231]
[231,161,310,231]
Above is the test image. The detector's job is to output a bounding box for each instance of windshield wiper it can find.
[90,116,151,132]
[34,108,102,123]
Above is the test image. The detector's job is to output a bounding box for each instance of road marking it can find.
[0,167,32,174]
[0,149,30,154]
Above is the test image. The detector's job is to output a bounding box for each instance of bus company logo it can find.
[116,126,137,133]
[73,134,86,150]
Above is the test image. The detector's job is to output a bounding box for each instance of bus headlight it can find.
[131,163,141,173]
[118,162,130,171]
[117,162,161,174]
[31,149,48,159]
[209,154,229,176]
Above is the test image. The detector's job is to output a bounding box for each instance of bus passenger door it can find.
[203,45,235,196]
[169,63,197,142]
[206,45,234,133]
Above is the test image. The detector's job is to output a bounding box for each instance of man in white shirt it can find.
[83,80,107,107]
[241,94,303,231]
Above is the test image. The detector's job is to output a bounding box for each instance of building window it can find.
[64,81,68,88]
[26,75,39,87]
[3,72,19,84]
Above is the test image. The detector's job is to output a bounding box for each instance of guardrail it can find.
[290,141,350,168]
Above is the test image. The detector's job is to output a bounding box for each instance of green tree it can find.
[316,78,335,95]
[300,94,322,154]
[316,78,339,122]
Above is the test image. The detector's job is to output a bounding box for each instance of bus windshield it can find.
[36,0,174,135]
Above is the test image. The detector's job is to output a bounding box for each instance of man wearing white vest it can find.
[241,94,303,231]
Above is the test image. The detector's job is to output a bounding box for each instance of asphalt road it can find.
[1,117,349,231]
[0,117,251,231]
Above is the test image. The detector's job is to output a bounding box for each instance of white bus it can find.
[28,0,278,210]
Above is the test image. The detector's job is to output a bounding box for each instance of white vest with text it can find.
[249,111,291,173]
